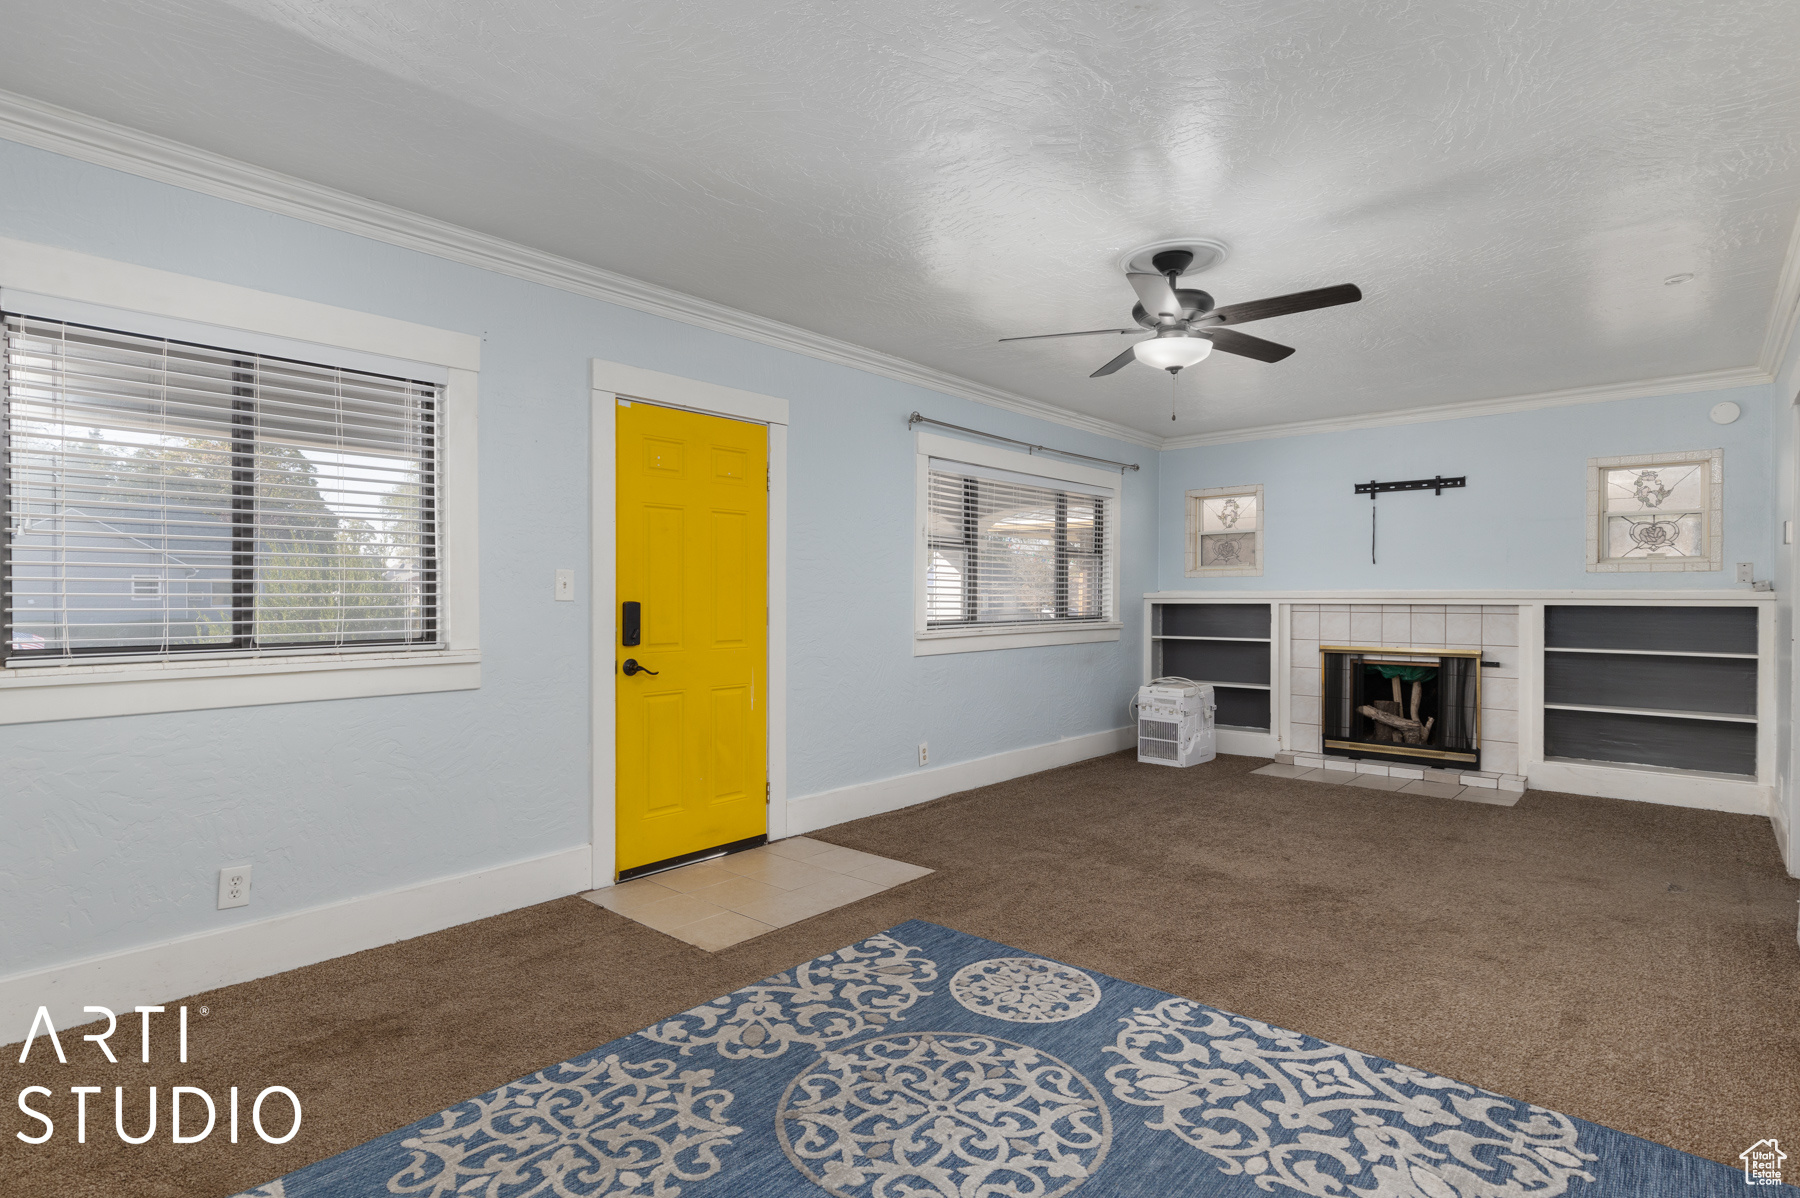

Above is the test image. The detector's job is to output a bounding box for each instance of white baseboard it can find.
[1527,759,1772,817]
[786,726,1135,836]
[1772,794,1796,878]
[0,845,589,1042]
[1216,728,1279,758]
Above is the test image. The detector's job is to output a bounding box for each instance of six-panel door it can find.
[615,401,768,874]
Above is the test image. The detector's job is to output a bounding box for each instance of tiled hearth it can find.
[1288,603,1520,776]
[1253,757,1523,805]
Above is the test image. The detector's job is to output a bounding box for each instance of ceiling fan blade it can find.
[998,328,1138,343]
[1090,344,1142,377]
[1207,284,1362,326]
[1127,272,1184,321]
[1202,328,1295,363]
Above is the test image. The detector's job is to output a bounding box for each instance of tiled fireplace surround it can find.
[1287,604,1520,777]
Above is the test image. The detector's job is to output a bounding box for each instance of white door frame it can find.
[589,360,790,890]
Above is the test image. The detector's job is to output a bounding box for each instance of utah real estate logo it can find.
[1741,1139,1786,1187]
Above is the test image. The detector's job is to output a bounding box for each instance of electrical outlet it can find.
[919,742,929,767]
[1737,562,1755,584]
[218,866,251,910]
[554,569,575,601]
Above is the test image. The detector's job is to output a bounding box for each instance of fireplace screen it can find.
[1321,648,1480,765]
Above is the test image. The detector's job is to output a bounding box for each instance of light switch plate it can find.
[554,569,575,601]
[1736,562,1754,584]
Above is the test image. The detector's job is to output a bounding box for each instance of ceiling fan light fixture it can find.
[1134,335,1213,371]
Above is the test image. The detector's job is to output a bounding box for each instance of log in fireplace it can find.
[1320,646,1481,767]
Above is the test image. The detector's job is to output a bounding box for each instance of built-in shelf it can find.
[1147,600,1275,732]
[1151,635,1271,643]
[1543,702,1757,725]
[1546,646,1758,660]
[1132,593,1771,808]
[1542,604,1761,778]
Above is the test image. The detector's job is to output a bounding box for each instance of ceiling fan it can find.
[1000,249,1362,377]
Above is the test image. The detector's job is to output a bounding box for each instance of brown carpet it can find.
[7,751,1797,1196]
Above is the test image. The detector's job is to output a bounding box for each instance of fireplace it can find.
[1320,646,1481,767]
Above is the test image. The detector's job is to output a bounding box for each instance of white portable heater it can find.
[1133,677,1216,767]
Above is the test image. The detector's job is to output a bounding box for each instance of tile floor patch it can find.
[689,873,786,910]
[651,859,742,893]
[805,845,889,875]
[763,836,837,861]
[629,892,727,935]
[719,852,840,891]
[846,858,935,887]
[583,840,932,951]
[583,878,678,918]
[676,910,774,952]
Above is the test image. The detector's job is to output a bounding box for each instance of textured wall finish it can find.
[0,139,1156,977]
[1157,385,1778,593]
[1771,290,1800,873]
[0,1,1795,436]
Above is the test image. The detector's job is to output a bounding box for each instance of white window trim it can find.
[1185,483,1265,577]
[0,236,481,724]
[913,430,1123,656]
[1586,448,1723,573]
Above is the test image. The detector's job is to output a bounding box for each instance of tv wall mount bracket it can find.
[1354,475,1466,564]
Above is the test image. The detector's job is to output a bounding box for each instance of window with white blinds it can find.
[2,314,440,664]
[925,461,1111,628]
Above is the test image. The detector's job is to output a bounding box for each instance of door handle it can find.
[621,658,659,676]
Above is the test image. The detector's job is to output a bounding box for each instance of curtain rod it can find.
[907,412,1141,473]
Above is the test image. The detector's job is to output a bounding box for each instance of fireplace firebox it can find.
[1320,646,1480,767]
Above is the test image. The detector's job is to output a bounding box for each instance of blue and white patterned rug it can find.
[234,920,1780,1197]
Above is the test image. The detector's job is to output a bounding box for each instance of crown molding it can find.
[1160,365,1772,450]
[0,88,1162,450]
[1760,206,1800,393]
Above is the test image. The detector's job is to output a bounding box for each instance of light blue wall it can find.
[1771,315,1800,874]
[0,138,1157,975]
[1157,386,1779,592]
[8,126,1790,979]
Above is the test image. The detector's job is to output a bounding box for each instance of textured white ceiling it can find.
[2,0,1798,437]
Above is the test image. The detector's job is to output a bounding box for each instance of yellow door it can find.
[615,400,768,875]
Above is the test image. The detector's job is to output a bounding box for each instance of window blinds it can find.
[3,314,440,663]
[925,461,1110,627]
